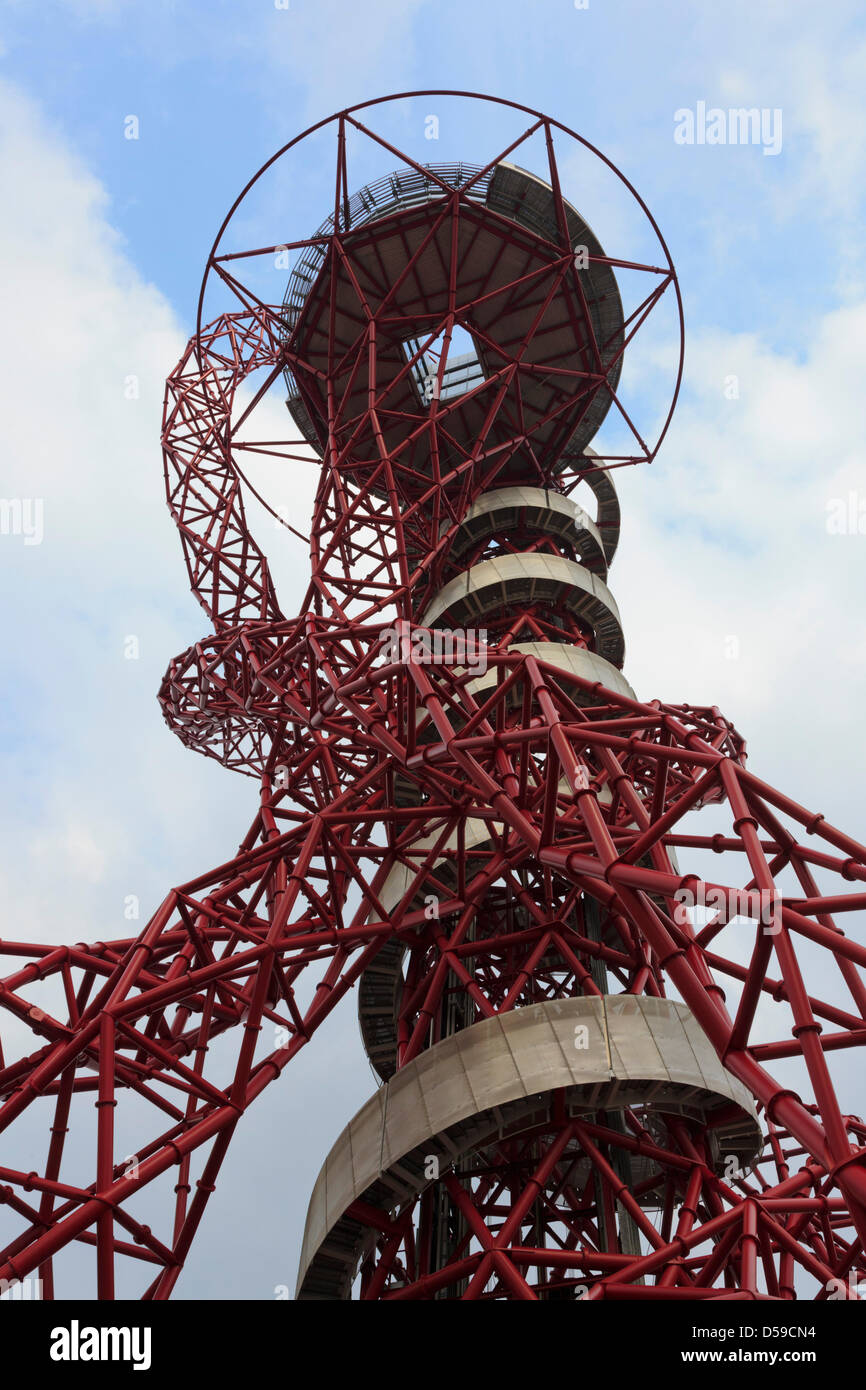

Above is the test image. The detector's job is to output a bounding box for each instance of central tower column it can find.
[285,162,758,1299]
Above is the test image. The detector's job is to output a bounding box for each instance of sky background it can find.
[0,0,865,1298]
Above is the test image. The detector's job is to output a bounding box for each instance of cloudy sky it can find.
[0,0,864,1298]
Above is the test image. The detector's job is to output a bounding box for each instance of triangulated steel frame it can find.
[0,93,864,1301]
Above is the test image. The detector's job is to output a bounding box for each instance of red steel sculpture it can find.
[1,92,865,1301]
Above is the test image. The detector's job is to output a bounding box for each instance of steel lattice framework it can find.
[1,92,865,1302]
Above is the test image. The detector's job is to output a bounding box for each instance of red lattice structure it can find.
[1,93,865,1301]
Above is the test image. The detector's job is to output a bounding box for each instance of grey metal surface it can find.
[298,996,762,1299]
[419,553,625,668]
[446,485,608,575]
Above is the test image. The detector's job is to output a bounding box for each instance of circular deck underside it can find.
[283,161,625,493]
[446,485,610,576]
[420,554,625,667]
[297,996,761,1300]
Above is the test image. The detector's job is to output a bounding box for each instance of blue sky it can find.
[4,0,863,336]
[1,0,865,1298]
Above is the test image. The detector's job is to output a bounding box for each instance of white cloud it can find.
[615,302,866,826]
[0,75,371,1297]
[0,72,314,938]
[689,3,866,293]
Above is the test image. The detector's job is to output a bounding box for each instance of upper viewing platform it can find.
[281,160,625,499]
